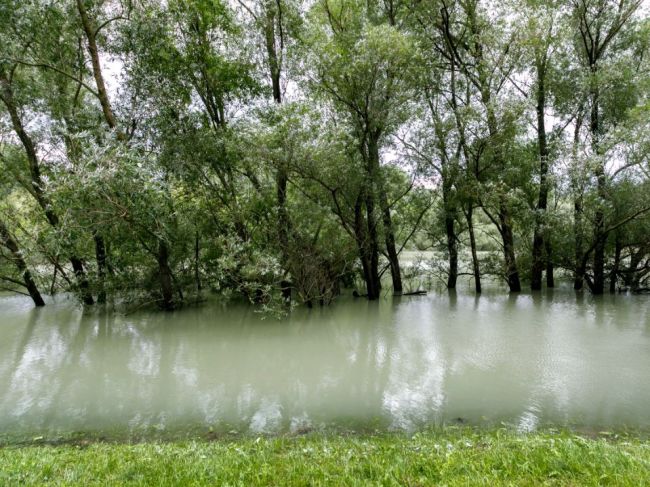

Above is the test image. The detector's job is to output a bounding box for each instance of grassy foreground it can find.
[1,429,649,486]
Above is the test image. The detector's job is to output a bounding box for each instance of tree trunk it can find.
[591,170,607,294]
[465,204,482,293]
[0,220,45,307]
[264,3,295,302]
[444,183,458,289]
[365,194,381,299]
[590,66,607,295]
[531,231,544,290]
[499,201,521,292]
[69,257,93,305]
[574,201,586,290]
[94,232,107,304]
[592,218,607,294]
[545,237,554,288]
[157,240,175,311]
[354,194,380,300]
[379,197,402,295]
[195,232,202,292]
[264,5,283,106]
[368,136,402,294]
[624,248,643,289]
[572,114,585,291]
[483,90,520,293]
[447,55,466,291]
[630,251,644,292]
[531,58,549,291]
[76,0,119,132]
[609,232,621,293]
[358,245,380,300]
[276,163,291,277]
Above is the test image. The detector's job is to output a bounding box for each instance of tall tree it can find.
[571,0,642,294]
[0,65,95,305]
[309,0,414,297]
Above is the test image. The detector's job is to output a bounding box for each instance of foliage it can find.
[0,0,649,309]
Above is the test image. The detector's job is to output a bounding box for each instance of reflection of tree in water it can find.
[1,292,650,436]
[384,291,544,429]
[1,304,89,432]
[221,300,397,433]
[0,306,41,424]
[1,306,40,393]
[382,293,448,430]
[42,307,96,430]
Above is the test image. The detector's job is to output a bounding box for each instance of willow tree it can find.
[308,0,416,298]
[403,0,484,291]
[521,1,561,291]
[235,0,305,299]
[0,65,95,304]
[121,0,267,304]
[432,0,525,292]
[570,0,645,293]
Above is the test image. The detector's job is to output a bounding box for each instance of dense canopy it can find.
[1,0,649,309]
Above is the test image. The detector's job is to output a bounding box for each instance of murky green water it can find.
[1,290,649,438]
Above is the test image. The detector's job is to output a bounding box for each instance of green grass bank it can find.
[1,429,649,486]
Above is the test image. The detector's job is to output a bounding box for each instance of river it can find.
[1,289,649,439]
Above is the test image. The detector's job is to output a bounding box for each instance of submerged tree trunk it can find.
[445,212,458,289]
[465,204,482,293]
[195,232,202,292]
[573,197,585,291]
[571,112,586,291]
[354,194,380,300]
[380,199,402,295]
[94,233,107,304]
[592,214,607,294]
[368,136,402,295]
[531,56,550,291]
[444,181,458,289]
[0,220,45,307]
[70,257,93,304]
[365,192,381,300]
[628,248,645,292]
[609,232,621,294]
[545,238,554,288]
[482,90,520,293]
[622,247,645,290]
[264,2,295,302]
[589,61,607,295]
[498,200,521,292]
[157,240,175,311]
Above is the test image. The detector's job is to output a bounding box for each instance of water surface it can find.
[1,290,649,438]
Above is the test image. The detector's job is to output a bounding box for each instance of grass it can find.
[1,428,649,486]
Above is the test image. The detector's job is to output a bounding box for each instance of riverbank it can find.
[1,429,649,486]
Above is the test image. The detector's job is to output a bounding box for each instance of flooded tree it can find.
[0,0,648,308]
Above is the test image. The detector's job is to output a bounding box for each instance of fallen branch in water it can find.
[352,289,428,298]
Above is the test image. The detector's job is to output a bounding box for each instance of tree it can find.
[307,0,416,297]
[571,0,643,294]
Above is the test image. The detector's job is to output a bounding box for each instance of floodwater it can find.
[0,290,649,438]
